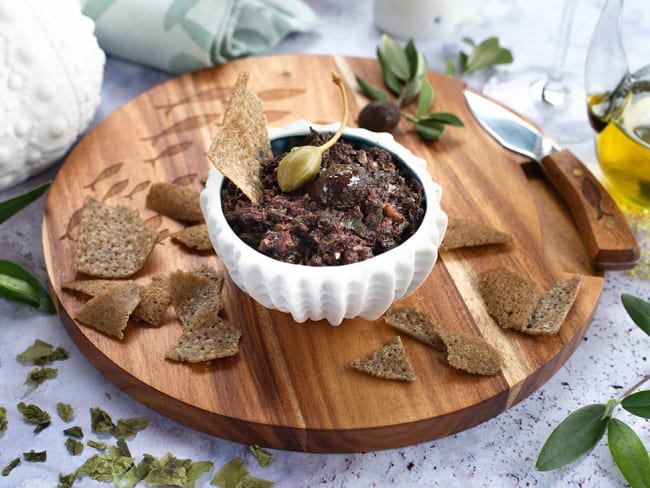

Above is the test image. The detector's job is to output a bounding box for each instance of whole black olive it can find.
[357,100,401,132]
[312,164,369,209]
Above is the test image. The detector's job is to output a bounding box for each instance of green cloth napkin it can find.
[81,0,319,73]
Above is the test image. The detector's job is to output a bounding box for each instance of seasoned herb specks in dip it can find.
[221,130,426,266]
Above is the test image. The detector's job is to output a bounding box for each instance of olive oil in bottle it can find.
[588,84,650,209]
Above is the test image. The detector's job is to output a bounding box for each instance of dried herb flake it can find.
[87,440,107,451]
[17,402,51,433]
[63,426,84,438]
[25,366,58,386]
[17,339,69,365]
[65,437,84,456]
[211,457,249,488]
[0,406,7,434]
[2,457,20,476]
[23,449,47,462]
[90,406,115,434]
[112,416,148,440]
[57,402,74,422]
[249,445,273,467]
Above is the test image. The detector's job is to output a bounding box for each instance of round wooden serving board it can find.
[43,55,604,453]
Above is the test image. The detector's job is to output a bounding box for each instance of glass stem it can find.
[548,0,578,83]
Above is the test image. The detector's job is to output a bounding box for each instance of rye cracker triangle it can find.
[351,336,416,382]
[207,71,271,205]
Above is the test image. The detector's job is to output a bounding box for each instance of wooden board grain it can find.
[42,55,604,453]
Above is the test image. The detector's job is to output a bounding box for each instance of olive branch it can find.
[536,293,650,487]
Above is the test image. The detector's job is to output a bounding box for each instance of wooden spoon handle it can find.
[540,149,639,271]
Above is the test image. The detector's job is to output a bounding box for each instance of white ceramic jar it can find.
[373,0,482,39]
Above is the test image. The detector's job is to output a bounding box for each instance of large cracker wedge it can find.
[145,182,203,222]
[169,265,225,328]
[171,223,214,252]
[206,71,272,204]
[438,330,503,376]
[384,306,445,350]
[63,279,128,297]
[165,312,241,363]
[351,336,416,382]
[523,274,582,335]
[133,274,172,326]
[385,306,502,376]
[440,218,512,251]
[478,267,542,331]
[74,197,157,278]
[63,276,171,326]
[74,282,140,339]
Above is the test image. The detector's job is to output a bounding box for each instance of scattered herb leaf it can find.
[249,445,273,467]
[133,452,212,488]
[607,418,650,487]
[64,426,84,438]
[17,339,69,365]
[23,449,47,462]
[75,452,135,484]
[211,458,249,488]
[237,474,275,488]
[25,366,58,386]
[0,406,7,434]
[90,406,115,434]
[66,437,85,456]
[17,402,51,433]
[57,402,74,422]
[112,416,148,440]
[0,180,51,224]
[0,259,56,313]
[2,457,20,476]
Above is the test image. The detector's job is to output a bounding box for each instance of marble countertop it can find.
[2,0,649,486]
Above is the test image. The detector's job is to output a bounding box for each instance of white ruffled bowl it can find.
[201,120,447,325]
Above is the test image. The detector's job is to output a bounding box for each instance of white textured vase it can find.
[202,120,448,325]
[0,0,105,190]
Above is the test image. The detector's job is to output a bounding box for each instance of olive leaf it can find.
[459,37,513,75]
[0,180,50,224]
[0,259,56,313]
[447,36,513,77]
[0,181,55,313]
[621,293,650,336]
[535,403,609,471]
[355,75,391,102]
[607,418,650,488]
[379,34,411,81]
[416,76,434,117]
[621,390,650,418]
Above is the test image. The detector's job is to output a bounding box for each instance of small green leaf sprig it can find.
[0,181,55,313]
[536,294,650,487]
[445,37,514,77]
[356,34,463,141]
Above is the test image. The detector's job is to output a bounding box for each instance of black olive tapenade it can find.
[221,131,425,266]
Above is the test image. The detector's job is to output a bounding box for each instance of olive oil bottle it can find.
[588,83,650,208]
[585,0,650,209]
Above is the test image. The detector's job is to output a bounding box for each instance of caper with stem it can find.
[276,71,349,192]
